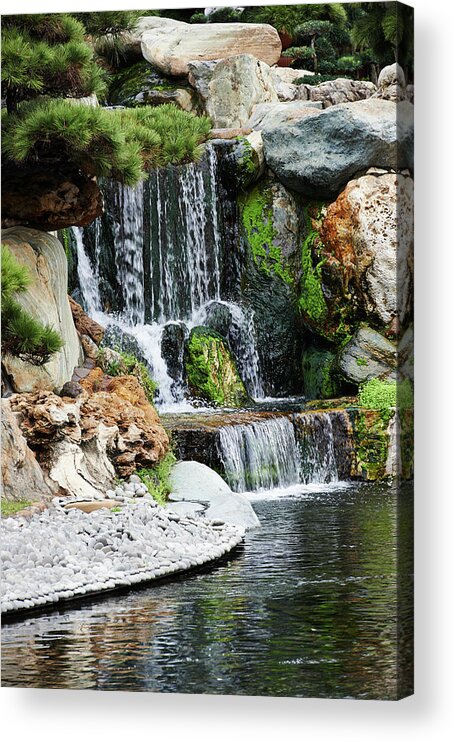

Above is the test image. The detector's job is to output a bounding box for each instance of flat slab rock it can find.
[1,501,244,615]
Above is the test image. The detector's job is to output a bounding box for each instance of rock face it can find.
[262,98,414,198]
[10,379,169,495]
[108,60,196,111]
[1,228,83,393]
[1,165,103,231]
[298,78,376,108]
[188,55,278,129]
[320,170,414,326]
[338,327,397,384]
[1,399,55,501]
[141,22,282,76]
[185,327,249,407]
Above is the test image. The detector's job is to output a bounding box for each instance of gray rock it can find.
[375,63,406,101]
[247,100,322,131]
[262,98,414,198]
[169,461,231,502]
[338,327,397,384]
[188,54,278,129]
[298,77,376,108]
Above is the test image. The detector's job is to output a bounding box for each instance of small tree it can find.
[1,244,64,365]
[294,20,333,73]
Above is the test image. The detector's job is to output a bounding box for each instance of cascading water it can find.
[294,412,339,484]
[73,227,101,316]
[72,144,265,408]
[218,416,301,492]
[217,411,341,492]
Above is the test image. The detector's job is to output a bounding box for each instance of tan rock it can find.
[1,229,83,393]
[69,296,104,344]
[64,500,122,513]
[320,170,414,326]
[141,22,282,76]
[1,399,56,502]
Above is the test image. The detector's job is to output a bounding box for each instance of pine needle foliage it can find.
[1,244,64,365]
[2,102,212,184]
[1,14,212,185]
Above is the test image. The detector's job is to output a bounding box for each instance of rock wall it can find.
[1,228,83,393]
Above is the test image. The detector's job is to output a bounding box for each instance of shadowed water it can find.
[1,482,413,699]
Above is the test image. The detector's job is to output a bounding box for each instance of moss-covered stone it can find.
[351,408,394,481]
[108,60,196,109]
[302,348,339,400]
[239,182,294,286]
[185,326,249,407]
[298,228,328,325]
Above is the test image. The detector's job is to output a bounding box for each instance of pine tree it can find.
[1,244,64,366]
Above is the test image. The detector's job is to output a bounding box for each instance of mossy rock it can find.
[108,60,195,109]
[350,408,394,481]
[185,326,249,407]
[302,348,340,401]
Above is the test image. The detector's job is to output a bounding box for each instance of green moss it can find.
[298,230,328,324]
[1,499,31,517]
[185,327,249,407]
[359,378,396,415]
[137,452,177,506]
[353,409,393,480]
[356,357,368,367]
[302,348,338,400]
[240,184,294,286]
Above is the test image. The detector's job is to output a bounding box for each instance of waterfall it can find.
[113,181,145,326]
[72,144,265,408]
[73,227,101,316]
[294,413,339,484]
[218,416,301,492]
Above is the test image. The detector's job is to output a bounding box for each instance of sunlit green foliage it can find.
[137,452,177,506]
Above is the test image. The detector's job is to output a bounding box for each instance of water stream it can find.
[1,483,413,699]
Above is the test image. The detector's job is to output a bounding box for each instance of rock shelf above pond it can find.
[1,497,244,617]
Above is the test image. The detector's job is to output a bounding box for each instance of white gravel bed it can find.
[1,496,244,615]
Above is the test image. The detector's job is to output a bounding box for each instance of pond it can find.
[1,482,413,699]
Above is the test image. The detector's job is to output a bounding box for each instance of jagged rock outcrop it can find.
[188,55,278,129]
[9,377,169,495]
[1,399,56,501]
[262,98,414,198]
[320,170,414,326]
[141,21,282,76]
[298,78,376,107]
[1,228,83,393]
[1,165,103,231]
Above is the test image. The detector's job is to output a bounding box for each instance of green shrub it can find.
[1,244,64,365]
[137,452,177,506]
[359,378,396,411]
[1,499,32,518]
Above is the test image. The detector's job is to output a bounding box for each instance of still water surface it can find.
[1,482,413,698]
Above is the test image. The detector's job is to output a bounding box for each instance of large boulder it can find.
[375,63,406,101]
[188,55,278,129]
[169,461,231,502]
[169,461,260,530]
[1,399,55,502]
[338,327,397,384]
[298,78,376,108]
[185,327,249,407]
[320,170,414,326]
[120,16,188,58]
[247,100,322,131]
[141,22,282,76]
[262,98,414,198]
[1,228,83,393]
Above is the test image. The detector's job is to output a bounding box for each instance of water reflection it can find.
[1,482,413,699]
